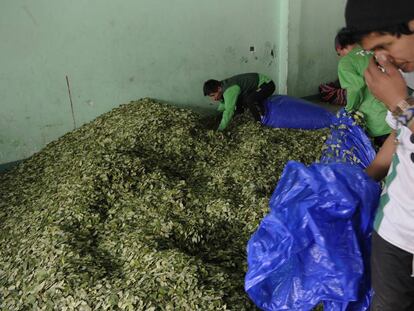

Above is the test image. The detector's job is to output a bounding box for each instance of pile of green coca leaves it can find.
[0,99,328,310]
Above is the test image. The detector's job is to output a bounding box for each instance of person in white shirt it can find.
[346,0,414,310]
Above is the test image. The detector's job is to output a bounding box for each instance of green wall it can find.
[0,0,280,164]
[1,0,346,165]
[287,0,346,97]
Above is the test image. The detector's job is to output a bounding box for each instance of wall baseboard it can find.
[301,94,320,101]
[0,160,23,173]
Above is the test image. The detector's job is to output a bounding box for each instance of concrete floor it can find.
[313,100,343,114]
[302,95,343,114]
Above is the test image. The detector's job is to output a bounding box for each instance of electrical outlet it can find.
[250,46,255,52]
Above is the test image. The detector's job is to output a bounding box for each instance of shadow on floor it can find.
[302,94,343,114]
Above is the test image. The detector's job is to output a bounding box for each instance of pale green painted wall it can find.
[276,0,289,95]
[1,0,347,165]
[0,0,280,164]
[287,0,347,97]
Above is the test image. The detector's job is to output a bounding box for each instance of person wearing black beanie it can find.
[345,1,414,311]
[346,0,414,32]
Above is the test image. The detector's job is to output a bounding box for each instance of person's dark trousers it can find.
[239,81,276,121]
[371,231,414,311]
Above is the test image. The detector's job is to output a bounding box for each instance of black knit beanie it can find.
[346,0,414,31]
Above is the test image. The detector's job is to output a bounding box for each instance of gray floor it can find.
[302,95,342,114]
[313,100,342,114]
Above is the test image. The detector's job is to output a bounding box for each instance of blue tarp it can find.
[320,109,376,169]
[246,110,380,310]
[262,95,334,130]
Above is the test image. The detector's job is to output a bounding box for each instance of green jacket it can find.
[338,46,391,137]
[217,73,271,131]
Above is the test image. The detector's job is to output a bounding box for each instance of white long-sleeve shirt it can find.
[375,112,414,254]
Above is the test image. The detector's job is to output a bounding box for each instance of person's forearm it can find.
[217,86,240,131]
[217,109,234,131]
[366,162,390,182]
[365,132,396,182]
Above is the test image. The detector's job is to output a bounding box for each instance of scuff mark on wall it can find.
[85,100,94,107]
[11,140,21,147]
[43,123,64,128]
[65,75,77,130]
[40,132,46,147]
[262,42,277,66]
[22,5,38,26]
[240,56,248,64]
[225,46,236,57]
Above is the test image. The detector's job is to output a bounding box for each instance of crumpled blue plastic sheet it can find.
[245,162,380,311]
[261,95,334,130]
[320,109,376,169]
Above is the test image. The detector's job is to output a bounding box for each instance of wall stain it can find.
[85,100,94,107]
[40,132,46,147]
[306,58,316,68]
[65,75,77,130]
[262,42,277,65]
[44,123,63,129]
[240,56,248,64]
[22,5,38,26]
[129,76,135,82]
[225,46,236,57]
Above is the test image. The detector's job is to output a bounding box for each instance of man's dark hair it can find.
[203,79,221,96]
[350,23,414,44]
[335,27,357,50]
